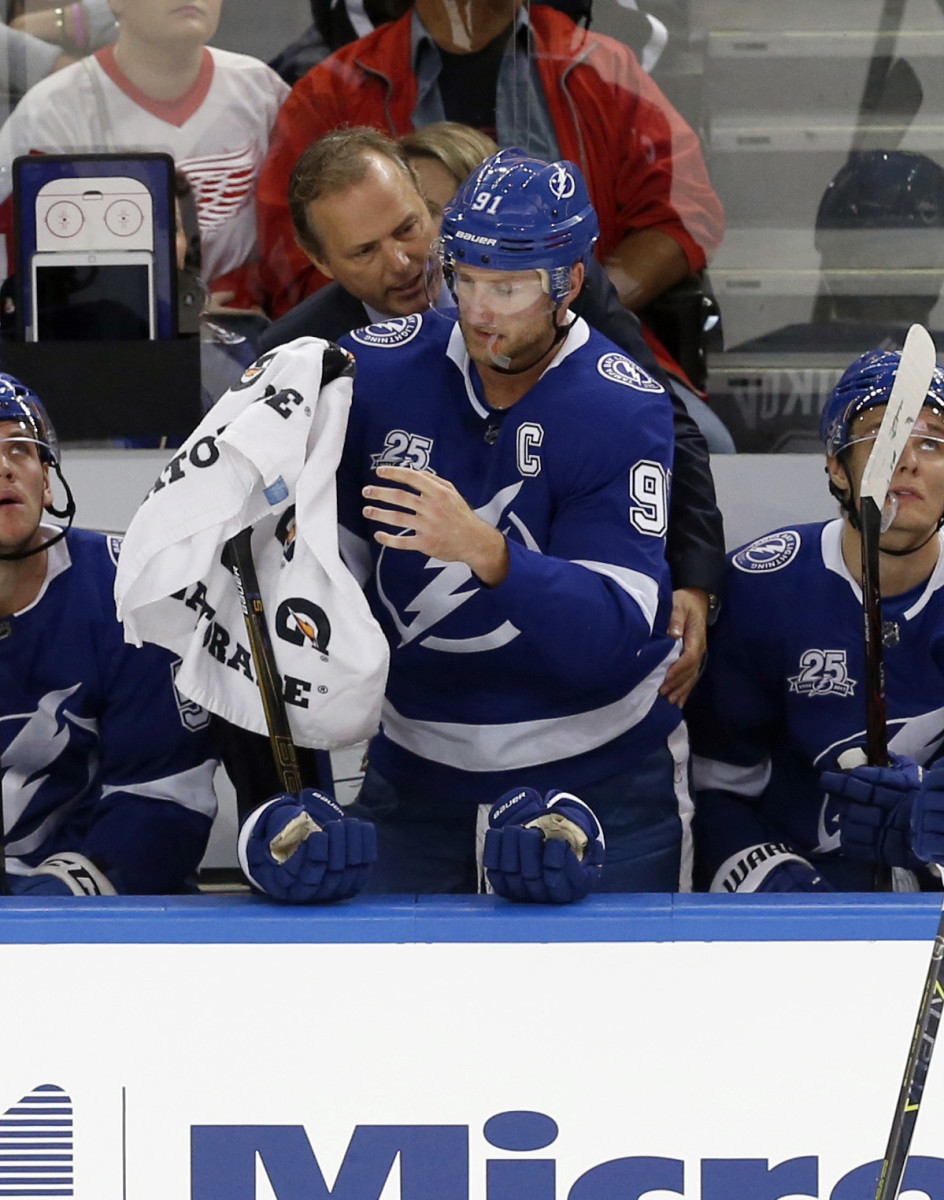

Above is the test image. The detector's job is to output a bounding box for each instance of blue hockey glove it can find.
[755,860,836,893]
[8,873,74,897]
[820,753,927,869]
[6,853,117,896]
[484,787,605,904]
[912,766,944,865]
[238,789,377,903]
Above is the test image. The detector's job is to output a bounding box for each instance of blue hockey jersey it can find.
[337,311,681,803]
[688,519,944,891]
[0,528,218,892]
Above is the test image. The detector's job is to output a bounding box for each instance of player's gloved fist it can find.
[238,789,377,903]
[483,787,605,904]
[910,765,944,865]
[820,752,926,869]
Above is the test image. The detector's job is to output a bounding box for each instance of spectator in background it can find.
[268,0,669,86]
[0,1,116,124]
[254,0,724,325]
[0,0,288,307]
[398,120,497,222]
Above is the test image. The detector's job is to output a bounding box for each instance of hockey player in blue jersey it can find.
[325,148,693,895]
[688,348,944,892]
[0,376,218,895]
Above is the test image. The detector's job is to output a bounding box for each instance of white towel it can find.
[115,337,389,750]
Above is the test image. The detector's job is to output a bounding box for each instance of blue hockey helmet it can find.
[815,151,944,236]
[820,348,944,457]
[0,373,60,466]
[0,373,74,554]
[439,148,600,305]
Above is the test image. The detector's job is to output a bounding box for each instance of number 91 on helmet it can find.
[428,148,600,332]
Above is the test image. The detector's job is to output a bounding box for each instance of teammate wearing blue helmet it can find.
[330,148,693,897]
[0,376,217,896]
[688,347,944,892]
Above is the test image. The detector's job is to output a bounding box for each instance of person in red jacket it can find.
[255,0,724,321]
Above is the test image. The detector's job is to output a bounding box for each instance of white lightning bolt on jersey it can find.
[0,530,217,892]
[338,311,681,804]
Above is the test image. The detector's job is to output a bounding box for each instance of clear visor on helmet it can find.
[845,405,944,459]
[429,244,557,367]
[0,419,47,464]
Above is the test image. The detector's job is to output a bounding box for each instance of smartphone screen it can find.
[30,252,155,341]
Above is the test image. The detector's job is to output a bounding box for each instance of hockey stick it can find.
[222,527,304,796]
[865,325,942,1200]
[874,898,944,1200]
[851,0,922,156]
[858,322,936,769]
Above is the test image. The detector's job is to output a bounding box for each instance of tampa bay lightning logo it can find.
[596,353,664,393]
[350,316,422,348]
[732,530,801,573]
[548,166,576,200]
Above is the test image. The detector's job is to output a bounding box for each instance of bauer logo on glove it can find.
[484,787,605,904]
[237,788,377,903]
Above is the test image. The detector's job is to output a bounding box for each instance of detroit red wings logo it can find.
[180,144,260,232]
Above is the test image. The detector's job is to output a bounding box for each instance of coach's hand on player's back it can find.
[820,752,944,868]
[238,789,377,902]
[484,787,605,903]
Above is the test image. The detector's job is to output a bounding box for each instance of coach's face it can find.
[0,420,51,557]
[307,154,437,318]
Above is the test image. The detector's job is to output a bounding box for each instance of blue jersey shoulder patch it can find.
[106,535,123,567]
[595,352,664,394]
[350,315,423,348]
[732,529,802,574]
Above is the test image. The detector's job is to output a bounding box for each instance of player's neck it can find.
[474,330,563,409]
[841,523,941,598]
[0,549,48,620]
[476,359,545,409]
[112,35,206,101]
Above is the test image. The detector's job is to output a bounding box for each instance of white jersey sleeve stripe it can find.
[572,559,659,630]
[691,753,772,798]
[99,759,219,819]
[381,642,679,772]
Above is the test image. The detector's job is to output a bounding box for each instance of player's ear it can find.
[41,463,53,511]
[564,261,585,308]
[826,453,851,497]
[556,262,587,316]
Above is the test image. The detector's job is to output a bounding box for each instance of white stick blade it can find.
[860,323,938,507]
